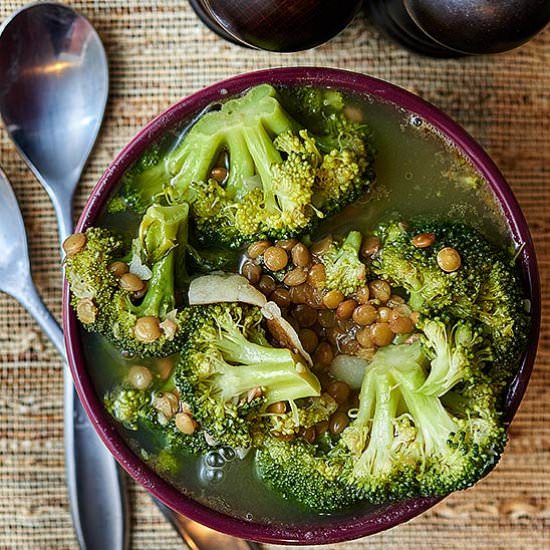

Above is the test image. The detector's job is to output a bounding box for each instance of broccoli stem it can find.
[215,361,320,405]
[393,366,458,457]
[354,374,398,476]
[132,254,175,318]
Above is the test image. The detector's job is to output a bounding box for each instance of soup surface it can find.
[81,86,514,525]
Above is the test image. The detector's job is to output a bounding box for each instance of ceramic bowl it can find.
[63,67,540,544]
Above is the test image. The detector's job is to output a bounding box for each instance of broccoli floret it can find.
[175,303,321,449]
[255,436,356,512]
[104,377,207,455]
[316,231,367,295]
[65,203,191,357]
[265,393,338,438]
[111,85,375,248]
[107,144,175,214]
[337,340,506,503]
[372,219,529,383]
[179,86,322,247]
[420,317,493,396]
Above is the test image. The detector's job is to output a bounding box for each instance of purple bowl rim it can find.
[63,67,540,545]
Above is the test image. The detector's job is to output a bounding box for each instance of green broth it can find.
[82,86,513,525]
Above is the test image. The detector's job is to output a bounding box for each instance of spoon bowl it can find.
[0,2,108,238]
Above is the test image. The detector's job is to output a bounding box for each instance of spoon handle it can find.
[15,276,129,550]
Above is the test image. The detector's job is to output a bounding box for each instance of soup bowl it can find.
[63,67,540,544]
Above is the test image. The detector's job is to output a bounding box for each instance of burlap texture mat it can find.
[0,1,548,548]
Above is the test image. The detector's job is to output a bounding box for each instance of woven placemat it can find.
[0,1,548,548]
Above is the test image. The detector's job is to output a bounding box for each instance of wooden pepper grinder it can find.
[368,0,550,57]
[188,0,363,52]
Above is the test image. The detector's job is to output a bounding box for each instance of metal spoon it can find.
[0,4,259,549]
[0,167,127,549]
[0,4,125,549]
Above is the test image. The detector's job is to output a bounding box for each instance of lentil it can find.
[371,322,394,347]
[369,280,391,302]
[270,287,291,308]
[291,243,311,267]
[313,341,334,365]
[355,285,370,303]
[437,247,462,272]
[310,236,332,256]
[329,412,349,435]
[210,166,228,183]
[241,260,262,284]
[263,246,288,271]
[267,401,287,414]
[327,381,351,404]
[175,412,196,435]
[63,233,86,256]
[336,299,357,320]
[108,261,129,278]
[352,304,378,325]
[307,263,326,288]
[360,235,380,258]
[276,239,298,251]
[257,274,276,295]
[120,272,145,292]
[389,316,414,334]
[412,232,436,248]
[284,267,308,286]
[323,289,344,309]
[293,305,317,328]
[134,316,161,343]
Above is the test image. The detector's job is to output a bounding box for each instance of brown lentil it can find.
[247,240,271,259]
[307,263,326,289]
[313,341,334,365]
[317,309,336,328]
[355,285,370,304]
[352,304,378,325]
[327,381,351,404]
[369,280,392,303]
[63,232,86,256]
[316,420,329,435]
[134,316,162,343]
[76,299,97,324]
[270,287,291,308]
[289,284,308,304]
[127,365,153,390]
[343,105,364,123]
[108,261,129,278]
[174,412,196,435]
[389,316,414,334]
[241,260,262,284]
[356,326,374,348]
[257,274,276,295]
[263,246,288,271]
[293,305,318,328]
[284,267,308,287]
[299,329,319,353]
[329,412,349,435]
[336,299,357,320]
[291,243,311,267]
[437,247,462,272]
[378,306,391,322]
[120,272,145,292]
[371,322,394,347]
[411,232,436,248]
[303,426,317,444]
[360,235,380,259]
[267,401,287,414]
[310,236,332,256]
[210,166,228,183]
[276,239,298,251]
[410,311,420,325]
[323,289,344,309]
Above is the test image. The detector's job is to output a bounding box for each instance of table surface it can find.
[0,1,548,549]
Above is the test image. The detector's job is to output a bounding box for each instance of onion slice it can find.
[188,273,267,307]
[261,301,313,366]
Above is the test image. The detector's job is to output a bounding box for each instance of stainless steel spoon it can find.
[0,167,128,549]
[0,4,259,549]
[0,4,125,549]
